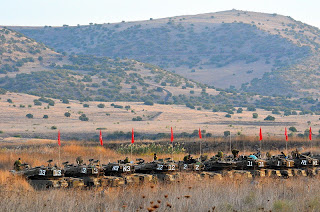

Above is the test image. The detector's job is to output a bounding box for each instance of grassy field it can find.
[0,92,319,140]
[1,141,320,211]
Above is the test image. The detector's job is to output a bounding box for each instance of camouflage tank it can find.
[63,158,103,187]
[236,155,268,170]
[134,158,177,174]
[267,152,295,169]
[102,159,135,177]
[178,155,204,172]
[291,150,319,168]
[11,160,67,189]
[203,151,238,171]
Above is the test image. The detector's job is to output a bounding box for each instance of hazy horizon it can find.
[1,0,320,28]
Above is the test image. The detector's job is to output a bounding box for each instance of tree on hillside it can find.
[26,113,33,119]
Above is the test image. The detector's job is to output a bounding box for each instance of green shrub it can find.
[252,113,258,118]
[26,113,33,119]
[144,100,154,106]
[43,115,48,119]
[97,103,105,108]
[64,112,71,117]
[237,108,243,113]
[264,115,275,121]
[289,127,297,132]
[132,116,142,121]
[79,114,89,121]
[83,104,89,108]
[51,126,57,130]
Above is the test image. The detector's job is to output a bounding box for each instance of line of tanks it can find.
[10,149,320,189]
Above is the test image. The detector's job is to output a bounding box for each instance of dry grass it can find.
[2,142,320,211]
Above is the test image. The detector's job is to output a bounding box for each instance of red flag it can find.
[171,127,174,143]
[99,130,103,146]
[199,128,202,139]
[131,128,134,144]
[259,127,263,141]
[309,127,312,141]
[58,130,61,146]
[285,127,288,141]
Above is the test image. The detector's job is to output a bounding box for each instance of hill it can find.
[0,25,319,114]
[9,10,320,96]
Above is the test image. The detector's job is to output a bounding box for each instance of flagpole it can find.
[229,132,232,155]
[59,145,61,166]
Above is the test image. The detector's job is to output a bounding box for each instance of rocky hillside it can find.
[9,10,320,97]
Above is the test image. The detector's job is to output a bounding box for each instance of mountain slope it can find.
[9,10,320,96]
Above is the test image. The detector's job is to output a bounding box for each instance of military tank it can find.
[102,159,135,176]
[178,156,204,172]
[11,160,67,189]
[267,152,295,169]
[63,158,103,187]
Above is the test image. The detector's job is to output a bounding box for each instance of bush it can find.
[33,99,42,106]
[7,99,12,103]
[132,116,143,121]
[26,113,33,119]
[224,131,230,137]
[51,126,57,130]
[83,104,89,108]
[225,114,231,118]
[43,115,48,119]
[186,102,195,109]
[264,115,275,121]
[289,127,297,132]
[247,106,256,111]
[64,112,71,117]
[252,113,258,118]
[237,108,243,113]
[97,103,105,108]
[62,97,69,104]
[79,114,89,121]
[144,100,154,106]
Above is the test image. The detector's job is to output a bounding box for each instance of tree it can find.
[83,104,89,108]
[43,115,48,119]
[33,99,42,106]
[247,106,256,111]
[132,116,142,121]
[264,115,275,121]
[144,100,154,106]
[7,99,12,103]
[237,108,243,113]
[224,131,230,137]
[289,127,297,132]
[225,114,231,118]
[252,113,258,119]
[26,113,33,119]
[38,56,43,62]
[62,97,69,104]
[97,103,105,108]
[64,112,71,117]
[79,114,89,121]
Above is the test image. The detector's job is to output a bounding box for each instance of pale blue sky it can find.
[1,0,320,28]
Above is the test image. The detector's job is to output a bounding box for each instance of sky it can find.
[1,0,320,28]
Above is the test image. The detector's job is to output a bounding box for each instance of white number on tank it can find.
[288,162,291,167]
[301,160,307,166]
[168,165,175,171]
[81,168,87,173]
[313,160,318,166]
[123,166,131,172]
[277,161,281,166]
[195,165,200,170]
[156,164,163,170]
[247,161,253,167]
[183,164,188,169]
[39,169,46,176]
[93,168,99,174]
[112,166,119,171]
[258,162,264,167]
[53,170,62,176]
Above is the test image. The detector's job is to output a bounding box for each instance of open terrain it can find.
[0,92,319,140]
